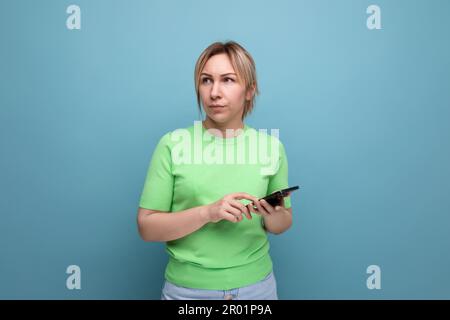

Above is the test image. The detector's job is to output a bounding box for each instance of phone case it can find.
[253,186,299,208]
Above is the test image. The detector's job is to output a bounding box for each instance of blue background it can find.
[1,0,449,299]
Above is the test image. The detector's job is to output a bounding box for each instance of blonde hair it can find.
[194,41,259,120]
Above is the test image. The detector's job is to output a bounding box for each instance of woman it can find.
[137,41,293,300]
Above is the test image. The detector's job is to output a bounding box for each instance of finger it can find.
[259,199,274,215]
[250,201,269,216]
[229,200,252,220]
[253,204,269,216]
[246,203,256,213]
[227,192,263,214]
[245,204,253,219]
[225,204,242,217]
[247,203,260,214]
[242,203,252,219]
[222,211,241,223]
[229,192,260,203]
[251,199,265,214]
[228,199,247,213]
[247,204,263,216]
[226,204,247,222]
[279,196,285,208]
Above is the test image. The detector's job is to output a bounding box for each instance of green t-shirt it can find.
[139,121,291,290]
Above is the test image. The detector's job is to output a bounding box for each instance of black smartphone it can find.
[253,186,299,208]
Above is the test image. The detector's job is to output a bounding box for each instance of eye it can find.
[224,77,235,83]
[201,77,211,84]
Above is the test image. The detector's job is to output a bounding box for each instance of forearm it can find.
[263,209,292,235]
[138,206,209,242]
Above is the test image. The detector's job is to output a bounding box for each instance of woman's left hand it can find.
[246,192,291,217]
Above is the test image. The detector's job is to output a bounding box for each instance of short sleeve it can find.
[267,140,291,209]
[139,133,174,211]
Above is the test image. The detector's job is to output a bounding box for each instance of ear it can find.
[245,84,256,101]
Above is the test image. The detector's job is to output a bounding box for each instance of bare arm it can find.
[137,192,261,242]
[137,206,209,242]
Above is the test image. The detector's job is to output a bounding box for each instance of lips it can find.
[209,105,226,112]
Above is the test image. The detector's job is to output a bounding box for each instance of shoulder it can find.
[156,124,197,148]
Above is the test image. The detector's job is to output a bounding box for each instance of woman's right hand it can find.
[200,192,263,223]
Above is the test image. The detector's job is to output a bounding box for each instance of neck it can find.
[202,117,245,138]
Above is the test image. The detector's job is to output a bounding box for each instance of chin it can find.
[207,113,230,124]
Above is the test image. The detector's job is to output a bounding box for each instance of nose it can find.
[210,81,221,100]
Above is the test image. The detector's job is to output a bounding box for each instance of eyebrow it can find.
[200,72,237,77]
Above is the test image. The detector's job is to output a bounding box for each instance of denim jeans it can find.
[161,271,278,300]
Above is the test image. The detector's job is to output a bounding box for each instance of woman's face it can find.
[199,53,253,125]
